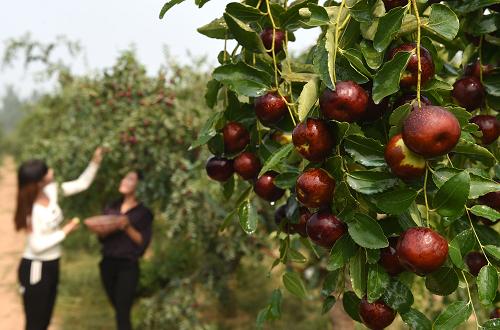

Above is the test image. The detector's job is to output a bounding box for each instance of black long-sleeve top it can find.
[100,199,153,261]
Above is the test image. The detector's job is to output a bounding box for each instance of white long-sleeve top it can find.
[22,161,100,261]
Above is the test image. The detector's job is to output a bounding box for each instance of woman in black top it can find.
[96,170,153,330]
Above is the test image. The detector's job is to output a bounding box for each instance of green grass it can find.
[55,249,115,330]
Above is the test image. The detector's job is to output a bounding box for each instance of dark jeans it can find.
[99,257,139,330]
[18,258,59,330]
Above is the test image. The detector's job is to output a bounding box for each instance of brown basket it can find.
[84,215,123,236]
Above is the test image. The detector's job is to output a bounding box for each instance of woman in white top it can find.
[14,147,104,330]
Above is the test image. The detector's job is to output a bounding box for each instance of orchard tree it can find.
[161,0,500,329]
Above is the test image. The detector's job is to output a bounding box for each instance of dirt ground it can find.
[0,157,25,329]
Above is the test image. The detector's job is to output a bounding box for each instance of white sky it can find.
[0,0,318,99]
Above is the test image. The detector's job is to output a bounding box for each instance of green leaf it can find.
[360,39,383,70]
[347,213,389,249]
[454,139,497,167]
[347,171,398,194]
[205,79,221,108]
[448,0,499,14]
[484,245,500,260]
[222,176,235,200]
[274,172,300,189]
[421,78,453,92]
[449,229,475,269]
[298,78,319,121]
[433,301,472,330]
[446,106,471,127]
[484,73,500,97]
[213,62,272,97]
[382,279,414,313]
[259,143,294,176]
[349,0,375,23]
[223,13,266,53]
[343,291,362,322]
[190,111,224,149]
[197,18,230,39]
[432,168,500,199]
[341,48,372,78]
[372,52,411,104]
[425,267,459,296]
[350,248,367,299]
[219,208,238,232]
[281,0,317,30]
[238,200,258,235]
[327,234,357,271]
[225,2,264,22]
[366,248,381,264]
[372,188,418,215]
[401,308,432,330]
[321,270,341,297]
[283,271,307,299]
[343,135,385,167]
[288,248,307,263]
[367,264,390,303]
[373,7,406,52]
[424,4,459,40]
[478,265,498,306]
[269,289,282,319]
[470,205,500,222]
[159,0,185,18]
[322,296,337,314]
[483,318,500,330]
[433,171,470,218]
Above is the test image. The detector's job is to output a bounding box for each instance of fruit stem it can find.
[446,155,455,168]
[465,208,492,266]
[478,36,484,83]
[265,0,297,126]
[332,0,346,85]
[460,270,480,328]
[223,34,228,63]
[423,165,430,227]
[410,0,422,109]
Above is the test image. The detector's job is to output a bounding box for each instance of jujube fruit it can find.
[452,76,485,111]
[233,152,261,180]
[306,210,346,248]
[319,81,369,122]
[402,106,461,158]
[465,252,488,276]
[359,298,397,330]
[292,118,335,162]
[397,227,449,275]
[388,44,435,88]
[254,171,285,202]
[254,92,287,125]
[385,133,426,180]
[223,121,250,154]
[206,157,234,182]
[296,168,335,208]
[470,115,499,145]
[379,237,405,276]
[260,28,286,53]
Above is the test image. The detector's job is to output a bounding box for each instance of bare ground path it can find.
[0,157,25,329]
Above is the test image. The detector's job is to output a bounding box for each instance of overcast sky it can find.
[0,0,318,99]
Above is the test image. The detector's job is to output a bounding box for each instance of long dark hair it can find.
[14,160,48,231]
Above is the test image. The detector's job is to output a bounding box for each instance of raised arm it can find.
[61,147,104,197]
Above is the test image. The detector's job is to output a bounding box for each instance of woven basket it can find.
[84,215,123,236]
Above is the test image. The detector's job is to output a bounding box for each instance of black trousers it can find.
[18,258,59,330]
[99,257,139,330]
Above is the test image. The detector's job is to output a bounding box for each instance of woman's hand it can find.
[62,217,80,236]
[91,147,107,164]
[118,216,130,230]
